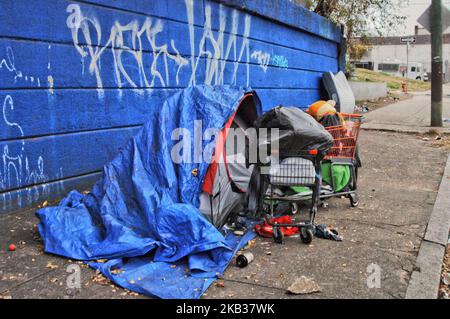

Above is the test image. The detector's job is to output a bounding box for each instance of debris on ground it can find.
[439,242,450,299]
[243,239,256,250]
[110,269,123,275]
[92,271,111,286]
[286,276,321,295]
[46,262,59,269]
[432,136,450,150]
[419,133,450,151]
[354,92,412,114]
[38,201,49,209]
[215,281,225,288]
[95,259,108,263]
[236,252,255,268]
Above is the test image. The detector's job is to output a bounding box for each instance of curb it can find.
[361,123,450,135]
[405,153,450,299]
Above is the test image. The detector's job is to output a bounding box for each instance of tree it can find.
[303,0,406,60]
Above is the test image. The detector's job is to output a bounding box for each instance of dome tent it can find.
[199,93,261,227]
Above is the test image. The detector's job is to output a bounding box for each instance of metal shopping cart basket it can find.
[320,113,362,207]
[255,149,323,245]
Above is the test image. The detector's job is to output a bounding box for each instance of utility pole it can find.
[431,0,443,127]
[406,41,410,80]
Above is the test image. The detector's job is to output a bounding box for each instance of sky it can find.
[396,0,450,35]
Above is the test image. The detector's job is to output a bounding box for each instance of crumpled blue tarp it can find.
[36,86,258,299]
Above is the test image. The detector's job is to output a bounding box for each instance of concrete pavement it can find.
[1,130,448,299]
[362,85,450,134]
[358,85,450,299]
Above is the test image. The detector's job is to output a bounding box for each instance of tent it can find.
[199,93,261,227]
[36,86,260,299]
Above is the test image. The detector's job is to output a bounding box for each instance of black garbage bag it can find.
[254,106,333,158]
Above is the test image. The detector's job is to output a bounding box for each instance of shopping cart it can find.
[255,150,323,245]
[320,113,362,207]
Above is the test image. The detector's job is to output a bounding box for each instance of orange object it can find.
[401,80,407,94]
[324,113,362,160]
[306,100,337,121]
[309,149,318,155]
[8,244,16,251]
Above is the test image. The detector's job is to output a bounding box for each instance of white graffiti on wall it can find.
[251,50,271,72]
[66,0,252,96]
[186,0,251,86]
[0,46,42,86]
[0,94,63,210]
[66,3,189,97]
[0,47,64,210]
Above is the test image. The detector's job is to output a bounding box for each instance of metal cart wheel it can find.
[300,227,313,245]
[349,193,359,207]
[272,226,284,244]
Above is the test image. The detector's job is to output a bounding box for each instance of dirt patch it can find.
[355,93,412,114]
[439,244,450,299]
[417,132,450,151]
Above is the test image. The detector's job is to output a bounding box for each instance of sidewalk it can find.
[1,129,448,299]
[362,85,450,134]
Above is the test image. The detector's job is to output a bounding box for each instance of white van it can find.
[408,63,428,81]
[376,62,428,81]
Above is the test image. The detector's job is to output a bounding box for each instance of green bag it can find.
[321,163,351,192]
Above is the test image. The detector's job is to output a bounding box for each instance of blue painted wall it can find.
[0,0,342,213]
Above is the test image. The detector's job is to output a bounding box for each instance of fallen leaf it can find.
[216,281,225,288]
[92,273,110,286]
[46,262,59,269]
[244,240,256,250]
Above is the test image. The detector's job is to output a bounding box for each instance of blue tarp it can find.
[36,86,257,299]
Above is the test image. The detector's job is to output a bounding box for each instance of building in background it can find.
[354,1,450,82]
[356,30,450,82]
